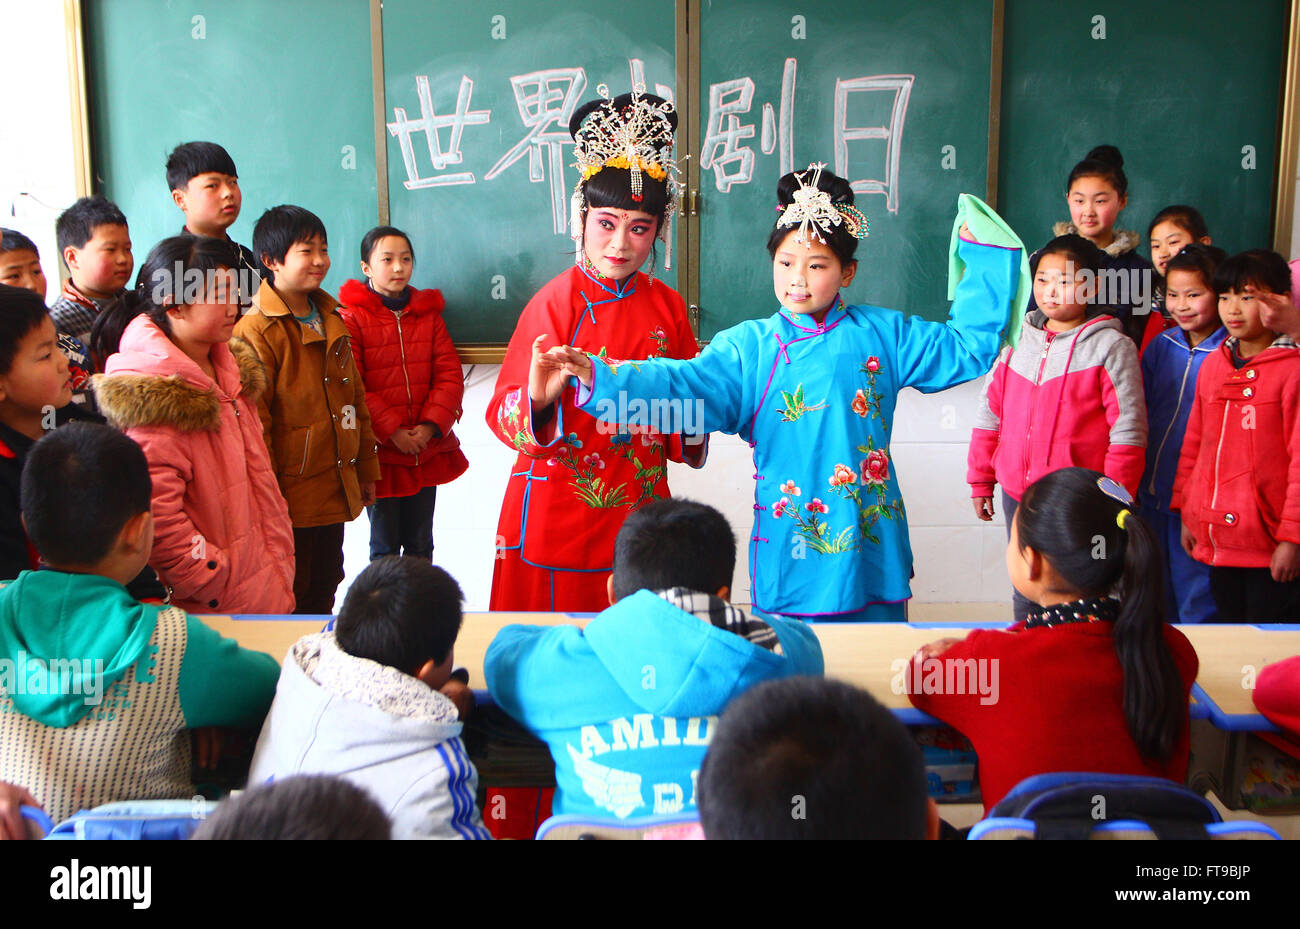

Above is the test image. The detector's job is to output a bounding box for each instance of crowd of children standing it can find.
[0,96,1298,840]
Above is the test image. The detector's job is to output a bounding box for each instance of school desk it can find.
[1179,624,1300,809]
[198,613,1013,720]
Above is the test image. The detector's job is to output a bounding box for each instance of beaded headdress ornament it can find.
[775,162,870,247]
[568,84,681,272]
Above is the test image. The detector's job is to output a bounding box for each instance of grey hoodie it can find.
[248,633,490,839]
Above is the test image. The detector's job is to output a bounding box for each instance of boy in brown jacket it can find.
[235,206,379,614]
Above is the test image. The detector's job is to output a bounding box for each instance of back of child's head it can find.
[1147,204,1209,241]
[1212,249,1292,296]
[697,676,929,839]
[1164,243,1227,288]
[765,166,862,267]
[165,141,239,192]
[90,234,238,360]
[21,421,151,567]
[360,225,414,264]
[1030,232,1104,278]
[334,556,464,673]
[1015,467,1184,762]
[0,228,39,258]
[611,497,736,601]
[55,196,128,255]
[253,204,328,267]
[191,774,391,840]
[0,284,53,376]
[1067,144,1128,197]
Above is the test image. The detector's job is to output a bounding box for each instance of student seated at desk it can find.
[248,557,491,840]
[0,423,279,824]
[699,677,940,839]
[910,467,1198,812]
[484,498,824,821]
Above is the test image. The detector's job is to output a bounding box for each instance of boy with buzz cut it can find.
[1,231,93,408]
[235,205,379,614]
[698,677,941,840]
[192,774,393,840]
[166,141,264,302]
[485,498,825,822]
[0,422,279,824]
[49,196,133,350]
[248,556,491,840]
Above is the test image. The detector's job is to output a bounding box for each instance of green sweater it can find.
[0,570,278,822]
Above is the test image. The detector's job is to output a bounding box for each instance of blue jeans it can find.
[366,486,438,562]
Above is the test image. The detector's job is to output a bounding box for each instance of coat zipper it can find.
[394,311,418,461]
[1147,347,1195,496]
[1024,338,1052,484]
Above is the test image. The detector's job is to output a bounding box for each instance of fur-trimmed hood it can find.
[1052,220,1142,258]
[93,314,268,433]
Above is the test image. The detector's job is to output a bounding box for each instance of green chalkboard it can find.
[696,0,996,334]
[381,0,678,345]
[85,0,377,297]
[998,0,1288,263]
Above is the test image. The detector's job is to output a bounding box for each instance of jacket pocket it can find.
[274,424,313,478]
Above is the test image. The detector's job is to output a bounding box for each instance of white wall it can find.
[0,0,79,302]
[340,370,1012,610]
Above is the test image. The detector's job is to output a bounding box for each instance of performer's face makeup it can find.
[772,229,856,319]
[583,208,658,281]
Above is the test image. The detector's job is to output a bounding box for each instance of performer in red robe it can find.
[485,88,706,611]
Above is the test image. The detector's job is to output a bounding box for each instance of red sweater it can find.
[908,621,1198,812]
[1255,656,1300,739]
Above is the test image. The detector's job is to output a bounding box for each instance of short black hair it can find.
[1164,243,1226,291]
[166,141,239,192]
[253,205,328,267]
[55,196,128,254]
[0,284,52,375]
[360,225,414,264]
[1147,204,1209,241]
[191,775,391,840]
[334,556,464,673]
[22,422,152,565]
[1030,233,1104,279]
[1212,249,1292,296]
[697,677,930,839]
[611,498,736,601]
[1,228,39,258]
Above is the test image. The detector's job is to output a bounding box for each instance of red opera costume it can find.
[486,264,706,611]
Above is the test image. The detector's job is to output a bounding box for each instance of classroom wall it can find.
[0,0,79,304]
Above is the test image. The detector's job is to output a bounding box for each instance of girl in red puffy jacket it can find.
[339,227,468,561]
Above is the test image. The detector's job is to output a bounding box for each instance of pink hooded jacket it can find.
[94,315,295,614]
[968,311,1147,502]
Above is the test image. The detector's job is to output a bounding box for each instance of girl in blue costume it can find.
[535,164,1023,621]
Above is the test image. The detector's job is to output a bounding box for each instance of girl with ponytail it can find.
[910,467,1197,812]
[92,235,295,614]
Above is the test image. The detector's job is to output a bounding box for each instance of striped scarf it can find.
[652,588,783,655]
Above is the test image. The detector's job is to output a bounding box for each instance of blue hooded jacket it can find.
[484,589,824,820]
[1139,325,1228,509]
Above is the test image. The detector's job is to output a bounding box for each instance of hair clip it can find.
[776,163,869,246]
[1115,508,1131,530]
[1096,475,1133,506]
